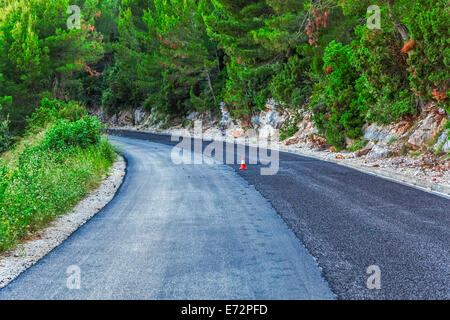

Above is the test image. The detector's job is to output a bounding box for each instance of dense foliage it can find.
[0,0,448,149]
[0,97,12,152]
[0,98,115,251]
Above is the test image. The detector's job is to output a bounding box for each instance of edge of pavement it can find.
[0,155,127,289]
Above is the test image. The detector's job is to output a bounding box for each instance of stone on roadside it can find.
[367,144,391,159]
[187,112,201,121]
[355,142,374,158]
[407,114,441,149]
[232,129,245,138]
[434,131,450,152]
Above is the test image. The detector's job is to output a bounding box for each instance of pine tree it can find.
[203,0,276,117]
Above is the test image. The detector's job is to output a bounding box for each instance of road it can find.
[0,137,335,300]
[102,130,449,299]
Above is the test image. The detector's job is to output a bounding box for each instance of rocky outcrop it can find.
[408,113,446,150]
[117,110,133,126]
[367,144,391,159]
[363,123,399,144]
[134,108,148,125]
[434,131,450,152]
[219,102,231,128]
[186,111,201,121]
[99,98,448,161]
[355,142,375,157]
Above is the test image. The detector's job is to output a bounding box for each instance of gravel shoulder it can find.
[0,156,126,289]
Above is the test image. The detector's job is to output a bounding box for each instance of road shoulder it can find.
[0,156,126,289]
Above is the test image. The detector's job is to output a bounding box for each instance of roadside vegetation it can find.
[0,1,448,151]
[0,99,115,252]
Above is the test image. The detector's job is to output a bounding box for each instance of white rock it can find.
[134,109,147,125]
[260,110,286,129]
[258,124,278,141]
[367,144,391,159]
[434,131,450,152]
[186,112,201,121]
[408,114,440,149]
[251,115,261,126]
[364,123,397,144]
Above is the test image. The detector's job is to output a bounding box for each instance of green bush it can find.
[404,0,449,113]
[312,41,365,148]
[0,138,115,251]
[352,26,415,124]
[225,62,274,119]
[0,104,11,153]
[42,116,102,151]
[270,53,313,109]
[0,97,13,153]
[0,98,115,252]
[28,98,87,130]
[0,117,11,154]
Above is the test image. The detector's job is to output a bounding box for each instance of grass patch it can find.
[387,137,398,145]
[279,113,302,141]
[0,99,116,252]
[347,139,368,152]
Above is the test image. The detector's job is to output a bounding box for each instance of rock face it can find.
[367,144,391,159]
[117,110,133,126]
[134,108,147,125]
[363,123,398,144]
[103,98,448,162]
[355,142,375,158]
[219,102,231,128]
[251,115,261,126]
[434,131,450,152]
[407,114,443,149]
[258,124,278,140]
[260,109,285,129]
[187,111,201,121]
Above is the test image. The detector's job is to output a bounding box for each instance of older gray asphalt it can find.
[100,130,450,299]
[0,137,335,300]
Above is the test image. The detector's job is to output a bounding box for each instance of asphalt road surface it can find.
[106,130,449,299]
[0,137,335,300]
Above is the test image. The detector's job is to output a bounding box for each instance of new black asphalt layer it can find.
[0,137,335,300]
[108,130,449,299]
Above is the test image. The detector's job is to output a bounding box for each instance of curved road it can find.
[0,137,334,300]
[1,132,449,299]
[107,130,449,299]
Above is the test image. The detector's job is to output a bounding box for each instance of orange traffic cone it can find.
[239,156,247,170]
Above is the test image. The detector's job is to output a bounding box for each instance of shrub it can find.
[225,62,274,118]
[0,98,12,153]
[42,116,102,151]
[0,138,115,251]
[270,53,313,109]
[352,26,415,124]
[404,0,449,113]
[28,98,87,130]
[312,41,365,148]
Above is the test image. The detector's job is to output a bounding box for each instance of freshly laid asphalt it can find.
[109,130,450,299]
[0,136,334,299]
[1,130,448,299]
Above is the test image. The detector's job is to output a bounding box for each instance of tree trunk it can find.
[205,70,216,104]
[387,0,410,41]
[52,73,65,100]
